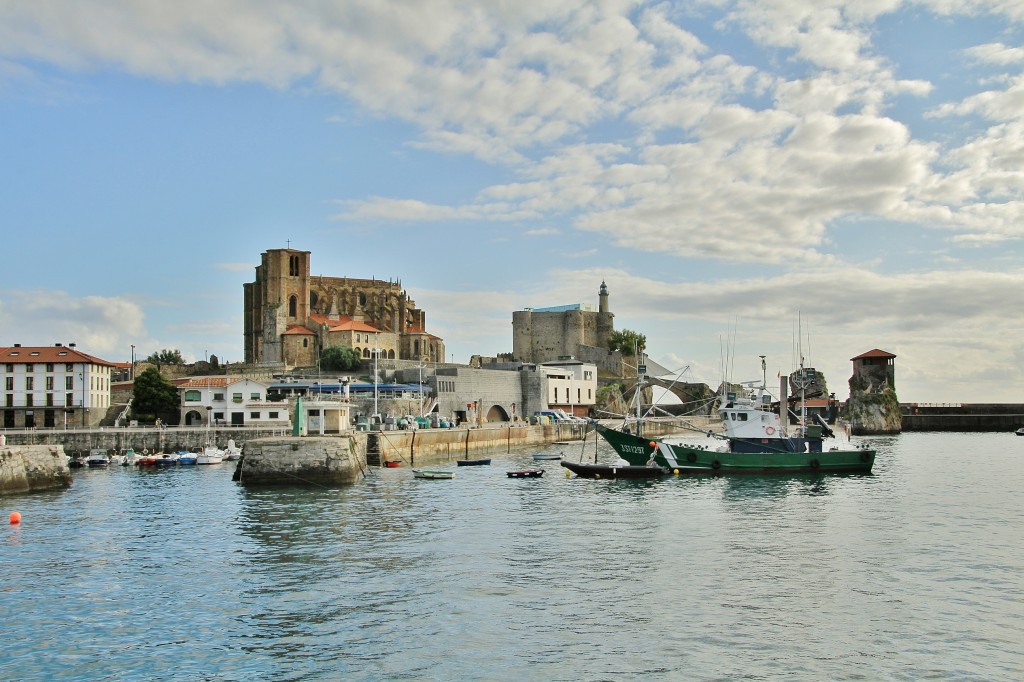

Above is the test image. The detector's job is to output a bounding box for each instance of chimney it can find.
[14,343,21,347]
[55,343,63,347]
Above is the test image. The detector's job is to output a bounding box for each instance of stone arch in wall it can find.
[184,410,205,426]
[486,404,510,422]
[289,295,298,318]
[388,350,395,359]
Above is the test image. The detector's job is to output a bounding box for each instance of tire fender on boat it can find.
[711,460,721,470]
[809,459,820,470]
[686,452,697,463]
[765,426,776,435]
[860,452,871,463]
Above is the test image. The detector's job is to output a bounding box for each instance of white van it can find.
[533,410,573,424]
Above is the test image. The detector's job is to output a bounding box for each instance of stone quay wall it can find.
[370,420,685,466]
[1,444,72,496]
[0,426,290,457]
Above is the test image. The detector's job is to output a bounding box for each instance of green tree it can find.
[145,348,185,365]
[132,367,180,424]
[320,344,362,371]
[607,329,647,356]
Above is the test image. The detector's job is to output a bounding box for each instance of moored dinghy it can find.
[412,469,455,480]
[456,458,491,466]
[507,468,544,478]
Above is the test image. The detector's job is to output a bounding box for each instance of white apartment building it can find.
[1,343,115,429]
[178,376,291,428]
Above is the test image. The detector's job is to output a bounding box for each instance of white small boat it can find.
[412,469,454,480]
[196,445,224,465]
[121,449,142,466]
[86,449,111,467]
[222,439,242,460]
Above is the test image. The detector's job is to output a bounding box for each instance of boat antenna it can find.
[760,355,766,389]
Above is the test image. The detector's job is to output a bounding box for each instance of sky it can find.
[1,1,1023,403]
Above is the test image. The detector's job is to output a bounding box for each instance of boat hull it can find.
[560,460,666,479]
[412,469,454,479]
[507,469,544,478]
[456,458,491,466]
[594,423,874,474]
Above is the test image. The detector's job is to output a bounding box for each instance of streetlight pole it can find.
[130,344,135,382]
[417,356,423,417]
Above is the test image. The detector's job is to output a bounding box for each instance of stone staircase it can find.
[365,433,382,466]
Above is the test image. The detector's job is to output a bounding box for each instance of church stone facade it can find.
[243,248,444,367]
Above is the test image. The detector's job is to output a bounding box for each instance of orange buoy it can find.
[649,441,656,448]
[9,511,21,525]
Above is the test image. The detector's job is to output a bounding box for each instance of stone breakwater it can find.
[0,445,72,496]
[232,436,368,486]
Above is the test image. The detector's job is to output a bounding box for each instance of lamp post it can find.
[417,356,424,417]
[130,344,135,382]
[373,334,379,419]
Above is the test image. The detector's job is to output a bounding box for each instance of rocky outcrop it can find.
[848,385,902,435]
[0,445,73,495]
[232,436,366,486]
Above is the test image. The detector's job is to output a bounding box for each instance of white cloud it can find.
[0,290,149,359]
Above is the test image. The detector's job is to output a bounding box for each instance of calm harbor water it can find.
[3,431,1023,681]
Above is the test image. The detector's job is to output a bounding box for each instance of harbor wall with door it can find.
[901,404,1024,431]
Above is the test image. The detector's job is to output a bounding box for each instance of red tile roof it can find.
[309,314,381,334]
[178,377,231,388]
[0,345,117,367]
[851,349,896,360]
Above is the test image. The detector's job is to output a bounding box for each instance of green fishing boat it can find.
[594,363,875,474]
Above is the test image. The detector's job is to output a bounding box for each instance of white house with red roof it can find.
[1,343,116,429]
[177,376,291,428]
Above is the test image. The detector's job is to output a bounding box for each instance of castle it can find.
[512,281,624,376]
[243,248,445,367]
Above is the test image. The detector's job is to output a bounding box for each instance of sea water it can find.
[2,432,1022,681]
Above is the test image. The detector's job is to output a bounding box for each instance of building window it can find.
[184,390,202,402]
[250,393,259,401]
[214,412,224,421]
[213,393,224,401]
[269,411,279,419]
[25,364,33,373]
[289,295,298,317]
[358,292,366,306]
[25,377,34,391]
[5,394,12,407]
[66,393,74,406]
[303,338,308,347]
[65,376,73,390]
[232,393,243,403]
[46,393,54,407]
[45,377,54,390]
[26,394,33,407]
[65,363,73,372]
[250,412,259,419]
[4,377,11,391]
[588,389,592,399]
[5,364,12,372]
[46,363,54,372]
